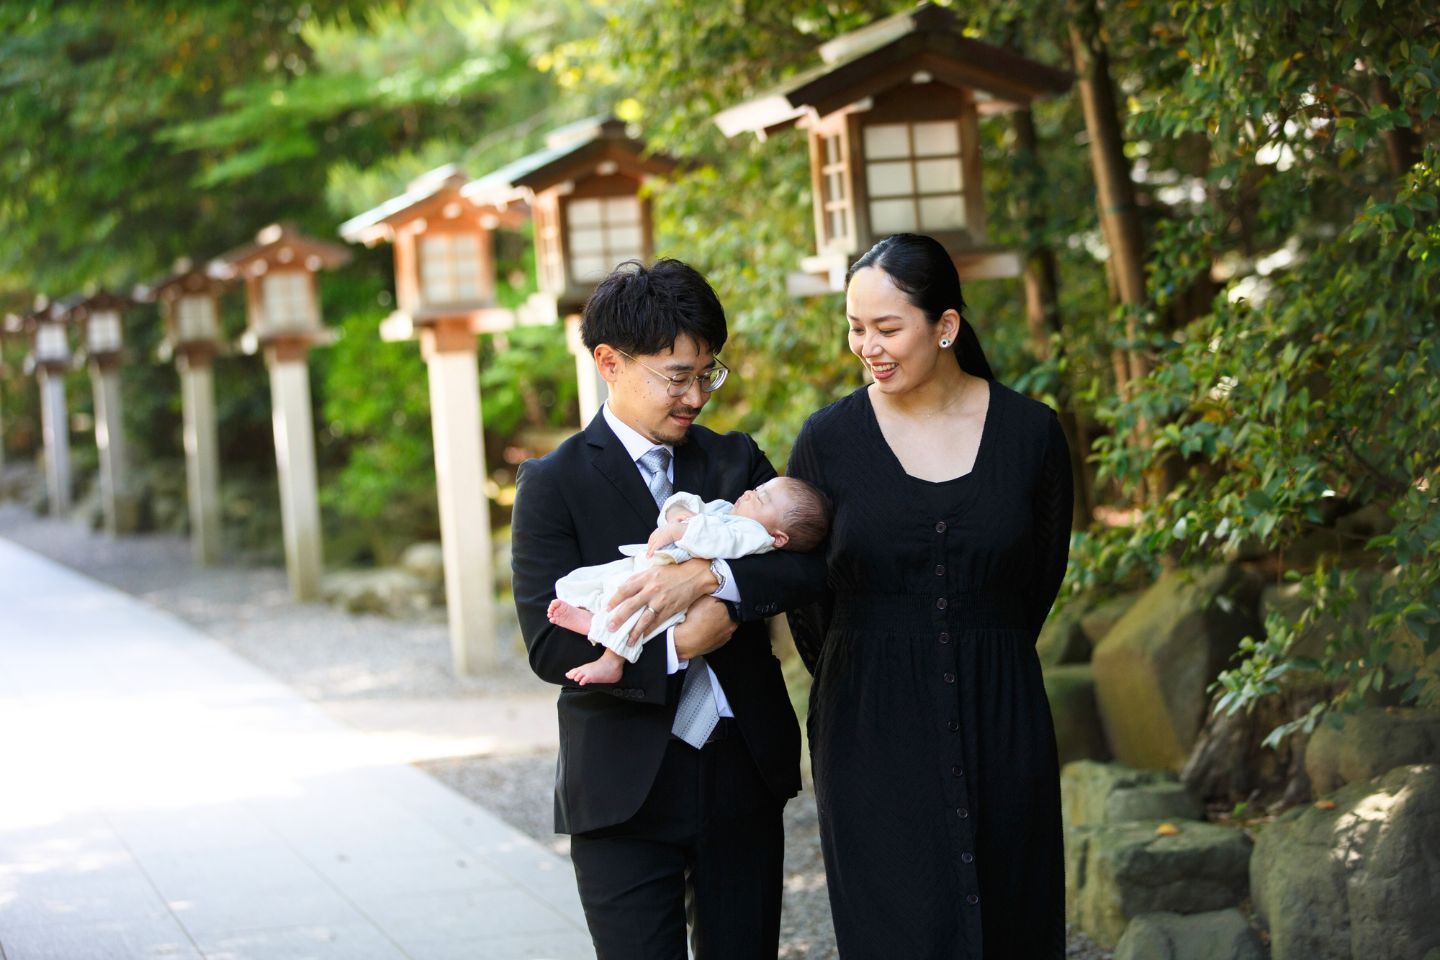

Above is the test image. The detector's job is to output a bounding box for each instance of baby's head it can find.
[732,477,831,552]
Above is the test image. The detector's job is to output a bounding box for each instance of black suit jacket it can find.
[511,413,824,835]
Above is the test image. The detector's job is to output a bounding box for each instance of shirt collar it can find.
[602,402,674,466]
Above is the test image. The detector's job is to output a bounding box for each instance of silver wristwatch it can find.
[709,559,726,594]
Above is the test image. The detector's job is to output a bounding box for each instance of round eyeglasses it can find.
[617,350,729,397]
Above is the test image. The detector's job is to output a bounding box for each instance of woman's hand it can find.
[607,558,718,644]
[673,596,737,662]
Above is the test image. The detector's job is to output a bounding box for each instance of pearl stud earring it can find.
[939,338,952,349]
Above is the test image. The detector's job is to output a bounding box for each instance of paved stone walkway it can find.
[0,537,591,960]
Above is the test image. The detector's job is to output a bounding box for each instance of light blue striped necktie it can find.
[638,446,720,747]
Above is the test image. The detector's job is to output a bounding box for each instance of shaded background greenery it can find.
[1,0,1436,737]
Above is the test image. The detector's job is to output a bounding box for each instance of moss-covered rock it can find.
[1044,665,1110,766]
[1092,565,1263,771]
[1067,819,1253,947]
[1061,760,1201,832]
[1080,590,1142,648]
[1114,910,1264,960]
[1037,601,1092,667]
[1305,707,1440,795]
[1252,764,1440,960]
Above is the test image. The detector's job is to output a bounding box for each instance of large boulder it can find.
[1066,819,1253,947]
[1252,764,1440,960]
[399,541,446,583]
[1061,761,1202,831]
[1114,910,1265,960]
[1080,590,1142,648]
[1044,665,1110,766]
[319,568,442,617]
[1305,707,1440,795]
[1037,601,1091,667]
[1092,565,1263,771]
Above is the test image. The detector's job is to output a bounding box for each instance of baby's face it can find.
[732,478,797,535]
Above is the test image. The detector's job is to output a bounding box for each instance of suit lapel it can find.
[673,435,708,502]
[585,414,662,525]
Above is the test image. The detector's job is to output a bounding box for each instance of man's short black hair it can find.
[580,258,728,356]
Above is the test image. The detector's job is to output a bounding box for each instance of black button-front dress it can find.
[786,381,1072,959]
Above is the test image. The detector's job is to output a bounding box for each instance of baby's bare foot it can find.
[548,599,594,636]
[566,653,624,686]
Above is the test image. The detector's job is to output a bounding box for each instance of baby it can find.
[547,476,831,685]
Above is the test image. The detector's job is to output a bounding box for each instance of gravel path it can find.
[0,495,1110,959]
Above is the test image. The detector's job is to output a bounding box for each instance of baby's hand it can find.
[664,506,697,524]
[646,521,688,557]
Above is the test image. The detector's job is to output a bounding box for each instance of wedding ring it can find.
[642,605,657,616]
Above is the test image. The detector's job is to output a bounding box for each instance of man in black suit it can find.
[511,259,824,958]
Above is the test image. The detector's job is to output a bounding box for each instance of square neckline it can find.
[860,379,1001,488]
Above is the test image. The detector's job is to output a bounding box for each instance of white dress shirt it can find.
[602,403,735,716]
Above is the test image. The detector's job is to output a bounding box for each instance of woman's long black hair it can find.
[845,233,995,381]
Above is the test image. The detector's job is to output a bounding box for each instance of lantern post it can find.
[142,260,231,565]
[62,290,138,534]
[340,167,526,674]
[214,225,351,600]
[22,298,74,515]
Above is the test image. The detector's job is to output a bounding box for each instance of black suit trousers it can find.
[569,733,785,960]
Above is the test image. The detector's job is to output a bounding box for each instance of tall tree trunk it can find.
[1371,75,1422,178]
[1011,103,1095,527]
[1069,0,1169,503]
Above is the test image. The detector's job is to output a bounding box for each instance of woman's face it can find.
[846,266,955,395]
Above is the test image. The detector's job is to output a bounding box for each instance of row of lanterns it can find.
[0,5,1071,674]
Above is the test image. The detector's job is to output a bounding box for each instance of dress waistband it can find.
[830,590,1027,632]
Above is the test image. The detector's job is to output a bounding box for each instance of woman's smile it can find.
[868,360,898,381]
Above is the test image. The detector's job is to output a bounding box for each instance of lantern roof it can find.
[462,115,676,207]
[55,289,132,324]
[214,223,352,277]
[136,258,232,303]
[20,295,64,330]
[338,164,521,247]
[714,3,1071,138]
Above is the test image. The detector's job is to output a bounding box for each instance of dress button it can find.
[935,564,945,576]
[948,719,959,732]
[966,893,980,905]
[952,765,964,777]
[938,632,950,644]
[935,521,947,533]
[936,598,947,610]
[961,852,975,864]
[943,672,955,684]
[957,807,969,818]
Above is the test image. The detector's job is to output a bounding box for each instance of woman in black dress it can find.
[787,234,1072,959]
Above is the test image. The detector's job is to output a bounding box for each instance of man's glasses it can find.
[617,350,729,398]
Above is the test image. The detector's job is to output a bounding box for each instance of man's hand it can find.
[607,558,718,643]
[645,521,688,558]
[673,596,736,662]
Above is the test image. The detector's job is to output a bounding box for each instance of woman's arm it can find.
[1026,412,1075,637]
[780,418,834,675]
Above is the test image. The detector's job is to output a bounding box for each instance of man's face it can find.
[601,334,717,446]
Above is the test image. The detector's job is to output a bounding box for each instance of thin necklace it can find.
[882,373,972,421]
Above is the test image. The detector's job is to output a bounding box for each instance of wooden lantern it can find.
[214,223,352,359]
[339,164,531,675]
[147,258,231,362]
[21,297,74,514]
[464,116,676,318]
[339,165,526,343]
[25,297,72,371]
[59,290,138,535]
[714,3,1071,293]
[63,290,131,367]
[139,259,233,565]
